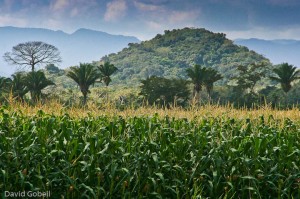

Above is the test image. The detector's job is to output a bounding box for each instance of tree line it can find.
[0,41,118,105]
[1,41,299,108]
[139,62,300,108]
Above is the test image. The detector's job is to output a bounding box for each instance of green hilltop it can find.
[99,27,270,86]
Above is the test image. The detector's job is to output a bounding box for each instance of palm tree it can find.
[11,72,28,101]
[0,77,12,97]
[24,70,54,102]
[98,62,118,86]
[203,68,222,99]
[0,77,12,89]
[67,63,100,105]
[270,63,300,93]
[186,64,207,101]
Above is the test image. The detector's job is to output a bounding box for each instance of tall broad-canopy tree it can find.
[233,62,268,94]
[3,41,62,72]
[186,64,207,100]
[203,68,222,98]
[270,63,300,93]
[24,70,55,102]
[228,62,269,107]
[67,63,100,105]
[98,62,118,86]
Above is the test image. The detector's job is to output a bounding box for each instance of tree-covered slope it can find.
[100,27,270,86]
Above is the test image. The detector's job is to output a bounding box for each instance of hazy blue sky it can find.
[1,0,300,40]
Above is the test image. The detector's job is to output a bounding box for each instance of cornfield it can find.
[0,102,300,198]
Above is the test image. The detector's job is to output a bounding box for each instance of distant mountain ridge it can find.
[0,26,140,76]
[234,38,300,67]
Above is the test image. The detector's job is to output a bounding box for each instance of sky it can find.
[1,0,300,40]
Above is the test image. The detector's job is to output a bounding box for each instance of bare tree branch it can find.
[3,41,62,72]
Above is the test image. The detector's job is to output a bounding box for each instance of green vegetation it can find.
[0,77,11,99]
[1,28,300,198]
[11,72,28,101]
[0,71,54,103]
[270,63,300,93]
[231,62,269,94]
[227,62,270,107]
[0,107,300,198]
[1,28,300,108]
[203,68,223,99]
[66,63,100,105]
[98,62,118,87]
[186,64,207,100]
[186,64,222,101]
[24,71,55,102]
[139,76,190,107]
[101,28,269,86]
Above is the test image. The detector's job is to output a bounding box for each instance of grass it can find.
[0,99,300,198]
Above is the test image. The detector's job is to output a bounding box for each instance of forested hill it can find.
[100,27,270,85]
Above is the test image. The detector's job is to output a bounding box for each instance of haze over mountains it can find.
[234,39,300,67]
[1,26,300,78]
[0,26,139,76]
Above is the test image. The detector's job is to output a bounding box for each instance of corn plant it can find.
[0,107,300,198]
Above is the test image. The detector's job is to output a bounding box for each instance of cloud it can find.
[2,0,14,11]
[71,7,79,17]
[45,18,64,29]
[147,21,163,30]
[225,26,300,40]
[1,0,300,41]
[168,10,199,24]
[133,0,199,27]
[133,1,164,12]
[0,15,28,26]
[51,0,69,11]
[104,0,127,22]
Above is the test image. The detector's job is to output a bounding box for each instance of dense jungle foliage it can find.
[99,28,269,85]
